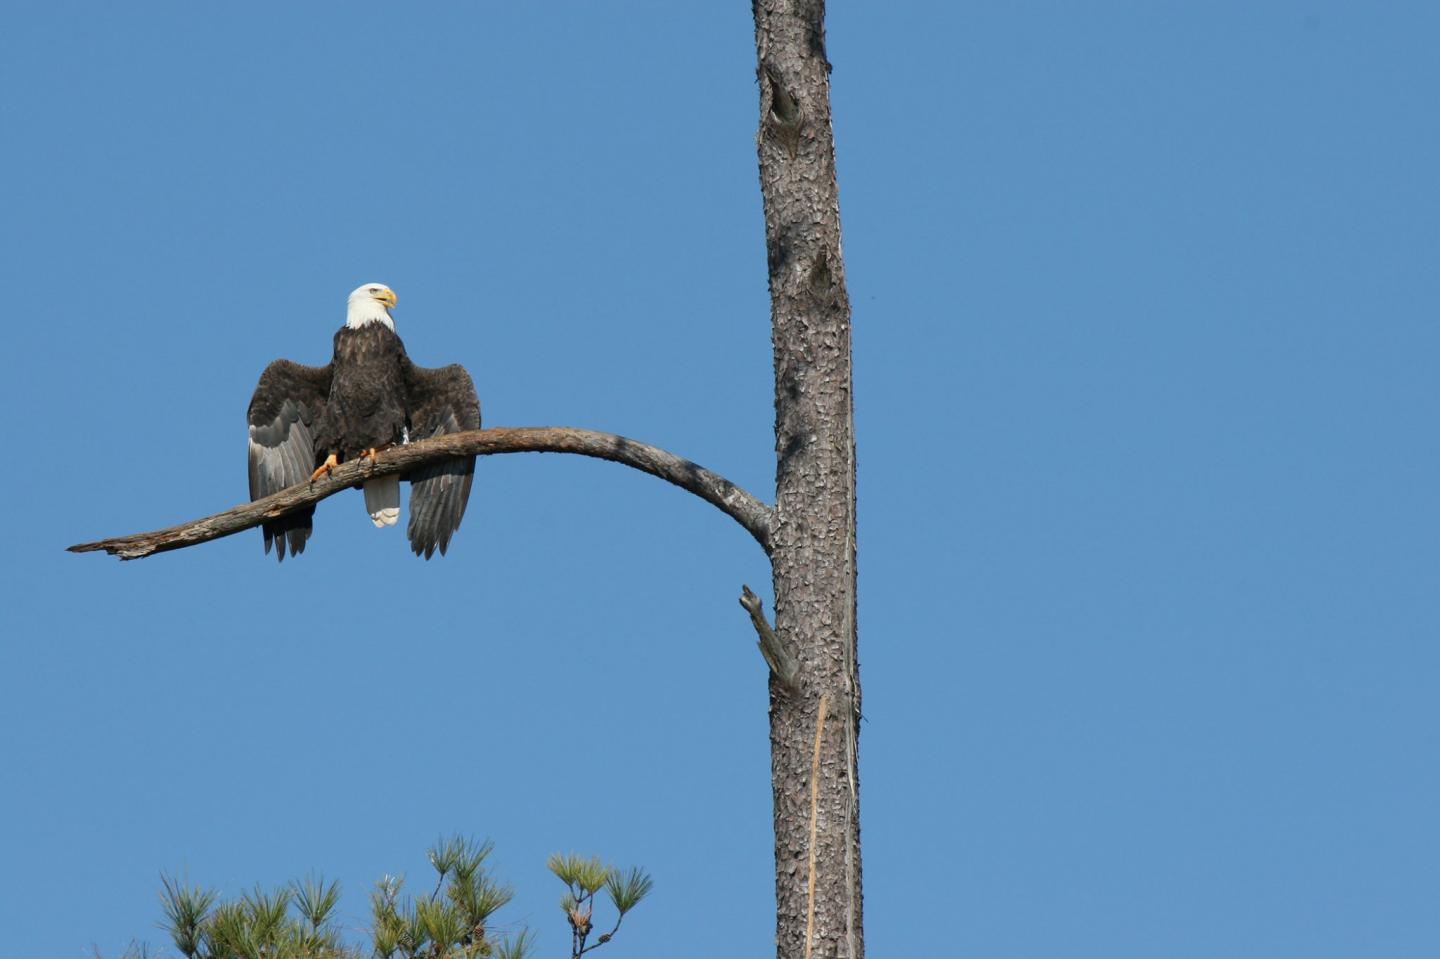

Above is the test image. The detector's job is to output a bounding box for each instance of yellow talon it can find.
[310,452,340,483]
[356,444,391,464]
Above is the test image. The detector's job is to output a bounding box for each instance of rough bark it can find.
[753,2,863,957]
[69,427,773,559]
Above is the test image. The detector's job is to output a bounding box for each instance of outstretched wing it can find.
[247,359,332,561]
[404,362,481,559]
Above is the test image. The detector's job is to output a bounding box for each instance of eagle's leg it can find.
[309,452,340,483]
[355,443,395,464]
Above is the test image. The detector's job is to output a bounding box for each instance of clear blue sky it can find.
[3,3,1436,956]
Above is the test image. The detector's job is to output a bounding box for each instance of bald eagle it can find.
[246,283,480,561]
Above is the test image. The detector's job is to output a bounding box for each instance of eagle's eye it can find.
[369,287,381,294]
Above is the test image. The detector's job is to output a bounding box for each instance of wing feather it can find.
[247,359,331,561]
[404,362,480,559]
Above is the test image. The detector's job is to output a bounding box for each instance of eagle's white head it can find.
[346,283,398,331]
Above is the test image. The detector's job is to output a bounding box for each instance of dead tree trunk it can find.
[752,2,863,956]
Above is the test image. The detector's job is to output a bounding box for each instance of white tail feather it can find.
[364,475,401,527]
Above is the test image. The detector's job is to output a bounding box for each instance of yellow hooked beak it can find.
[375,288,398,309]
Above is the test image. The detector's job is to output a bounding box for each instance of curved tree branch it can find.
[68,427,773,560]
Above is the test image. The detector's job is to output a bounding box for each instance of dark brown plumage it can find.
[246,289,480,561]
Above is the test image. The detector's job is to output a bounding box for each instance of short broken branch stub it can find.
[740,584,798,690]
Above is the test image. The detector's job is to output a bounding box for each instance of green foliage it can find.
[415,896,468,953]
[491,930,534,959]
[448,866,514,930]
[604,868,653,917]
[428,834,493,882]
[546,854,610,896]
[241,885,294,944]
[547,854,653,958]
[141,839,646,959]
[369,877,406,959]
[291,875,342,930]
[159,874,217,959]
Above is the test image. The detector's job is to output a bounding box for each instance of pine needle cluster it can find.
[371,835,528,959]
[546,854,653,959]
[147,838,648,959]
[159,873,351,959]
